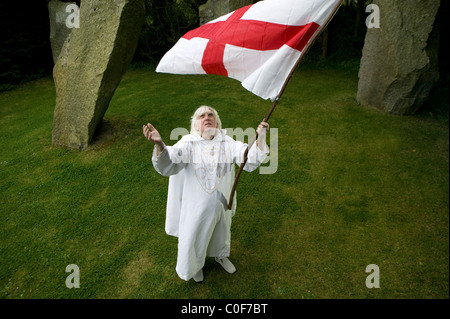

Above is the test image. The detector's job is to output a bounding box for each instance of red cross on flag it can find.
[156,0,342,101]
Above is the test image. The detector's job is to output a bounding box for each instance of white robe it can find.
[152,129,268,281]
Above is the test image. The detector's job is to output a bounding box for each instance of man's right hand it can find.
[143,123,165,154]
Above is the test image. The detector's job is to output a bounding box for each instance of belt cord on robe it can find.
[227,0,343,210]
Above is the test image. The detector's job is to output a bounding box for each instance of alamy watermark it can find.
[61,2,381,292]
[365,264,380,289]
[65,4,80,29]
[169,127,278,175]
[64,263,381,290]
[65,264,80,288]
[365,4,380,29]
[63,3,380,30]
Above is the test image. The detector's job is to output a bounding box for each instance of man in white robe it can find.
[143,106,269,282]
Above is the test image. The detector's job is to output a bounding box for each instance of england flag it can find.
[156,0,342,101]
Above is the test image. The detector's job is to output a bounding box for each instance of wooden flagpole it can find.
[227,0,343,210]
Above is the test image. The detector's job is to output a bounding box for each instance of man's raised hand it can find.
[256,121,269,150]
[143,123,165,154]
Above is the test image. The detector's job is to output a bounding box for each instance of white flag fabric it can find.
[156,0,342,101]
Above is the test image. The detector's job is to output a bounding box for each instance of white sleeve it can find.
[152,139,190,176]
[233,139,269,173]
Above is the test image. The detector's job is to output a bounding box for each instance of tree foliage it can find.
[0,0,372,88]
[132,0,371,66]
[133,0,207,64]
[0,1,53,90]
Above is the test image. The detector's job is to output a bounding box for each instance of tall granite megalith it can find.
[199,0,253,25]
[357,0,440,115]
[52,0,145,150]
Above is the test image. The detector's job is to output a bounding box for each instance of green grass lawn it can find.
[0,63,448,299]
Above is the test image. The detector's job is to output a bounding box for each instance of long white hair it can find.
[190,105,222,136]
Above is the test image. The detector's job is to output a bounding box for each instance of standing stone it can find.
[52,0,145,150]
[48,0,76,63]
[356,0,440,115]
[199,0,253,25]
